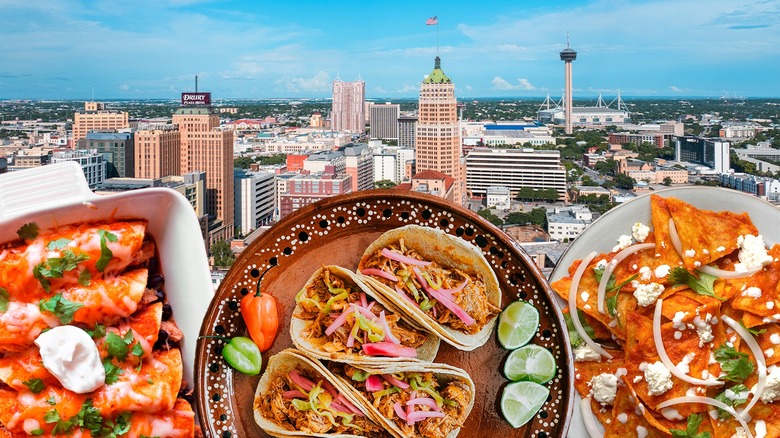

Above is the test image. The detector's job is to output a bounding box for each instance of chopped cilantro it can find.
[23,377,45,394]
[17,222,39,241]
[668,267,723,301]
[47,238,71,250]
[95,230,118,272]
[714,344,755,383]
[87,323,106,339]
[103,360,124,385]
[564,311,595,348]
[38,293,84,324]
[73,400,103,434]
[740,320,766,336]
[43,409,61,423]
[30,430,44,436]
[78,269,92,287]
[0,287,8,313]
[47,396,57,405]
[131,341,144,358]
[714,384,749,418]
[105,331,132,362]
[33,249,90,291]
[669,413,710,438]
[146,378,154,384]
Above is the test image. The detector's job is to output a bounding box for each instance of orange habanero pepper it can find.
[240,265,279,352]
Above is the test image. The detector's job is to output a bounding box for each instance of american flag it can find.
[426,16,438,25]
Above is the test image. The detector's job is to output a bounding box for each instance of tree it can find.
[515,187,560,202]
[374,179,397,189]
[477,209,503,226]
[256,154,287,165]
[234,156,254,169]
[614,174,636,190]
[210,240,235,268]
[505,208,547,227]
[662,176,672,186]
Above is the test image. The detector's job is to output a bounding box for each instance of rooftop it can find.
[423,56,451,84]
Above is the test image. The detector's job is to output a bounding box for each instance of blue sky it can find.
[1,0,779,99]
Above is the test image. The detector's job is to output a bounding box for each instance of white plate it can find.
[0,161,212,385]
[550,186,780,436]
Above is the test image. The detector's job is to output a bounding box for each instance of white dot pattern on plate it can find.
[197,193,573,438]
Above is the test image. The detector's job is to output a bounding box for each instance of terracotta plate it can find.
[196,190,574,437]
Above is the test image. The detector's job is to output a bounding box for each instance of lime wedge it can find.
[504,344,557,383]
[497,300,539,349]
[501,381,549,428]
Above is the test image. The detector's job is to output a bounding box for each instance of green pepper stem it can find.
[255,264,277,297]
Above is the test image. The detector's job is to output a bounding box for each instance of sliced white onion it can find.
[653,299,724,387]
[580,396,604,438]
[597,243,655,314]
[696,264,762,279]
[668,218,683,256]
[721,314,766,420]
[570,251,613,359]
[657,396,753,438]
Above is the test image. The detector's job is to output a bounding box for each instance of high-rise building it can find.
[465,147,567,200]
[72,102,129,145]
[331,79,366,133]
[343,143,374,192]
[370,103,400,140]
[52,149,106,189]
[80,132,134,178]
[675,136,730,173]
[398,115,417,149]
[278,173,352,218]
[234,169,276,235]
[172,92,235,243]
[415,56,462,202]
[134,126,181,179]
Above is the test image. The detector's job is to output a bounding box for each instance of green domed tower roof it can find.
[423,56,451,84]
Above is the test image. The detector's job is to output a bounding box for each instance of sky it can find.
[1,0,779,100]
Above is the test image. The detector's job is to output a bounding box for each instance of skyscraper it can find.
[560,40,577,135]
[134,126,180,179]
[369,103,400,140]
[415,56,463,202]
[172,92,234,243]
[331,79,366,133]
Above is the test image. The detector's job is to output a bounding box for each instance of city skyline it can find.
[1,0,779,99]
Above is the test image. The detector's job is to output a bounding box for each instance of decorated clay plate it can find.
[196,190,574,437]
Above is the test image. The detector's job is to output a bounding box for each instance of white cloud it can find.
[119,84,130,91]
[396,83,419,93]
[278,71,331,93]
[492,76,536,91]
[669,85,684,92]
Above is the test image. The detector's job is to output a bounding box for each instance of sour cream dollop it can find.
[35,325,105,393]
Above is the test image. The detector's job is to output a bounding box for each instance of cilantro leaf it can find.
[105,332,130,362]
[564,311,596,347]
[131,342,144,359]
[17,222,39,241]
[33,264,52,292]
[78,269,92,287]
[38,293,84,324]
[23,378,45,394]
[103,359,124,385]
[73,399,103,433]
[30,430,44,436]
[108,412,132,437]
[33,249,90,291]
[87,323,106,339]
[47,396,57,405]
[44,409,61,424]
[668,267,724,301]
[96,230,117,272]
[714,344,755,383]
[714,384,749,418]
[47,238,71,250]
[670,413,711,438]
[740,320,766,336]
[0,287,8,313]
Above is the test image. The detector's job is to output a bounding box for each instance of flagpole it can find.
[436,21,439,55]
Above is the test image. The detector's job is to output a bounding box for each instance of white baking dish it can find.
[0,161,212,385]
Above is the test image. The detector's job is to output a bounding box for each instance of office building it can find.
[343,143,374,192]
[374,151,397,183]
[398,115,417,148]
[415,56,463,202]
[234,169,276,235]
[331,79,366,133]
[310,112,324,128]
[172,92,235,242]
[547,206,593,241]
[278,173,352,218]
[135,126,181,179]
[486,186,511,210]
[80,132,134,178]
[609,132,665,148]
[72,102,129,145]
[675,136,730,173]
[52,149,106,188]
[369,103,400,140]
[465,148,567,199]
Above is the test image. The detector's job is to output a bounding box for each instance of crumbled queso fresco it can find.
[735,234,773,272]
[643,361,673,396]
[632,222,650,243]
[573,343,602,362]
[589,373,618,404]
[633,282,665,307]
[613,235,634,253]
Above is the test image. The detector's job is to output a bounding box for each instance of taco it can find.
[357,225,502,350]
[253,349,387,437]
[326,361,476,438]
[291,265,440,365]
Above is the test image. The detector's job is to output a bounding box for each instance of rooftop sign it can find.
[181,92,211,106]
